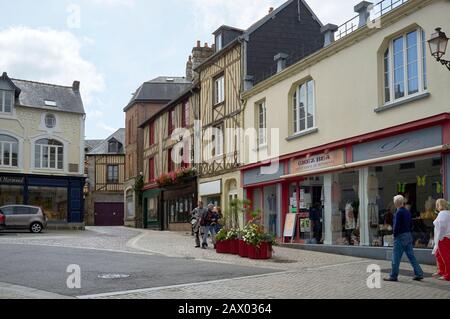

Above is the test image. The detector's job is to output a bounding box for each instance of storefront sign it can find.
[353,126,442,162]
[0,176,24,185]
[199,180,221,196]
[283,213,297,238]
[243,163,285,186]
[291,149,345,175]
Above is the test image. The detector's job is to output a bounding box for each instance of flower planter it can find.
[216,240,230,254]
[248,242,273,260]
[229,239,239,255]
[239,240,248,258]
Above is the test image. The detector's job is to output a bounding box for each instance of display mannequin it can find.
[421,196,437,221]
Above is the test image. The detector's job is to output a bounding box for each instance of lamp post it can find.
[428,27,450,71]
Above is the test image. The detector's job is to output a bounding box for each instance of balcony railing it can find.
[335,0,409,40]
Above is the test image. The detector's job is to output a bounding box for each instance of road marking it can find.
[308,260,371,271]
[77,271,289,299]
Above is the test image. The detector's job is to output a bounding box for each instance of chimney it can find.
[269,7,274,14]
[321,24,338,47]
[72,80,80,92]
[191,40,215,70]
[354,1,373,28]
[186,55,194,82]
[274,53,289,73]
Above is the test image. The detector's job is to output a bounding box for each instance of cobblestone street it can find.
[0,227,449,299]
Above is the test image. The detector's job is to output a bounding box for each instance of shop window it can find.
[35,139,64,170]
[399,162,416,170]
[0,134,19,168]
[293,80,315,134]
[0,185,24,206]
[147,198,157,223]
[0,90,13,114]
[167,197,192,224]
[383,28,427,104]
[28,186,68,222]
[368,157,443,249]
[432,158,442,167]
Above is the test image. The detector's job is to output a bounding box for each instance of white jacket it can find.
[433,210,450,255]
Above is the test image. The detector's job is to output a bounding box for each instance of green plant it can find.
[215,228,228,242]
[226,228,240,240]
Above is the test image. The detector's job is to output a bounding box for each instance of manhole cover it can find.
[98,274,131,279]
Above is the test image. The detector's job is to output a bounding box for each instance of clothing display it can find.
[345,203,356,230]
[367,174,379,199]
[368,203,379,227]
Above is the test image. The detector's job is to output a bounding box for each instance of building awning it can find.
[281,144,448,180]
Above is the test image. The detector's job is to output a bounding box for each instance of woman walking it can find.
[433,199,450,281]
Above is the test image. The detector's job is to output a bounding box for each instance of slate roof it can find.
[124,76,192,112]
[10,76,85,115]
[84,140,103,153]
[87,128,125,155]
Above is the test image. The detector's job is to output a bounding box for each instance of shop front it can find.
[241,117,449,263]
[198,179,222,207]
[161,177,197,231]
[0,173,85,226]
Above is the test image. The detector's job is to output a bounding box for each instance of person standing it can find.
[201,204,217,249]
[191,201,207,248]
[384,195,424,282]
[433,199,450,281]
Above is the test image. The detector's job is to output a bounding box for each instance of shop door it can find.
[94,203,124,226]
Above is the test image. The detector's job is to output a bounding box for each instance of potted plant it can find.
[226,229,240,255]
[215,228,230,254]
[242,217,275,260]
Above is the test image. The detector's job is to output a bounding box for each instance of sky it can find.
[0,0,358,139]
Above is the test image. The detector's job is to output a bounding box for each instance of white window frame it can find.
[0,135,19,168]
[45,114,57,129]
[383,28,428,105]
[258,101,267,147]
[211,125,224,158]
[35,140,64,170]
[293,80,315,135]
[0,90,14,114]
[216,33,223,52]
[214,75,225,106]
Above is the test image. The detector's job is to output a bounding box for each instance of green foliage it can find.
[215,228,228,242]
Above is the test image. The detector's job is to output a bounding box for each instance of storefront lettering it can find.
[375,138,421,155]
[291,149,345,174]
[0,176,24,185]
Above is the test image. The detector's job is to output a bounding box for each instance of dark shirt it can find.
[393,207,412,237]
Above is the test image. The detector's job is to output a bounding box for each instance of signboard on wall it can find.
[199,180,221,196]
[0,175,24,185]
[291,149,345,175]
[283,213,297,238]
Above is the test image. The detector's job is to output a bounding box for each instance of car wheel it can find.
[30,222,43,234]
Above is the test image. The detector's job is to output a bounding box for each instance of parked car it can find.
[0,205,47,233]
[0,210,5,231]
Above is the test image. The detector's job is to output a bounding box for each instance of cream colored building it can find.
[0,72,86,227]
[241,0,450,258]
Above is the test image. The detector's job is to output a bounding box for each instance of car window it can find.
[14,206,32,215]
[0,207,14,216]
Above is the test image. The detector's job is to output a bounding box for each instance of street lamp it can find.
[428,27,450,71]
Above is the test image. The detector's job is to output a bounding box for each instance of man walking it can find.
[201,204,217,249]
[191,201,207,248]
[384,195,424,282]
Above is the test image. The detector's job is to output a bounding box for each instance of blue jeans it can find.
[202,226,216,246]
[390,233,424,280]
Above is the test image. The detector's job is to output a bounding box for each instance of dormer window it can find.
[216,33,223,52]
[0,90,13,113]
[108,139,122,153]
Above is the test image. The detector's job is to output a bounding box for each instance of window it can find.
[107,165,119,184]
[214,75,225,105]
[149,157,155,182]
[0,90,13,113]
[182,101,190,128]
[216,33,223,52]
[168,109,175,136]
[45,114,56,129]
[212,125,224,157]
[293,80,315,134]
[28,186,68,222]
[149,121,155,146]
[258,101,267,146]
[35,139,64,170]
[384,29,427,104]
[108,140,121,153]
[0,135,19,168]
[168,148,174,173]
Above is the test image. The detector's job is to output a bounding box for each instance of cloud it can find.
[89,0,135,7]
[96,122,116,134]
[0,26,105,105]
